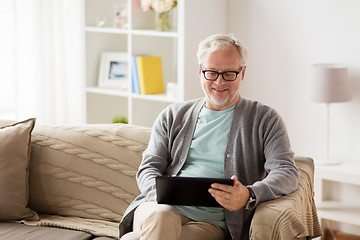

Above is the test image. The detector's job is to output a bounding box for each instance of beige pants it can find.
[120,202,225,240]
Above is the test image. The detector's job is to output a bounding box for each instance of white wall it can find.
[227,0,360,235]
[228,0,360,163]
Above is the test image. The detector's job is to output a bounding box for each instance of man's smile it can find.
[212,87,228,93]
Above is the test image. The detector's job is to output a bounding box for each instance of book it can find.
[136,56,165,94]
[131,56,140,94]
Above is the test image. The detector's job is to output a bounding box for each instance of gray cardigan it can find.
[119,97,299,240]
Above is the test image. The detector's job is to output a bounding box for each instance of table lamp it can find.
[309,63,352,165]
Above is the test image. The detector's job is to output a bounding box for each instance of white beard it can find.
[202,85,237,109]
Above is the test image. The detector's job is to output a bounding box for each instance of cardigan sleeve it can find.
[251,108,300,204]
[136,99,202,202]
[136,109,171,201]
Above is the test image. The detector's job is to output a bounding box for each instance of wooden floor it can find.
[324,229,360,240]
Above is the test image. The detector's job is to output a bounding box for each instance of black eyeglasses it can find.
[200,65,244,81]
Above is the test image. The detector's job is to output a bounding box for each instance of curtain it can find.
[15,0,84,124]
[0,0,16,119]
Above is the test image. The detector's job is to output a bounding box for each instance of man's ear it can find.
[240,66,247,81]
[198,64,202,76]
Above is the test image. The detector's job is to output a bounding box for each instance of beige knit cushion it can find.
[28,123,151,223]
[0,118,39,221]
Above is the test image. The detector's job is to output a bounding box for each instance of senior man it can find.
[119,33,299,240]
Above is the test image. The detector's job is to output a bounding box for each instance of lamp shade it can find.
[309,63,352,103]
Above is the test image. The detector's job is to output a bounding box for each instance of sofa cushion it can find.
[27,123,151,225]
[0,222,94,240]
[19,214,119,238]
[0,118,39,221]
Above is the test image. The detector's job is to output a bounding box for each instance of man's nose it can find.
[215,73,226,83]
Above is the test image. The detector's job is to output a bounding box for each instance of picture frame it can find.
[98,52,128,90]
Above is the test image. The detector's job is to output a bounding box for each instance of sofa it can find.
[0,118,322,240]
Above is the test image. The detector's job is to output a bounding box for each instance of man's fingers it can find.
[211,183,233,192]
[209,176,246,211]
[209,189,237,211]
[209,188,228,198]
[231,175,239,184]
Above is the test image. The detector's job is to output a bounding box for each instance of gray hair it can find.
[197,33,248,66]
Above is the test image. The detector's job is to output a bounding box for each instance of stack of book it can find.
[132,56,165,94]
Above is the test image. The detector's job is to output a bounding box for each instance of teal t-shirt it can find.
[175,104,235,230]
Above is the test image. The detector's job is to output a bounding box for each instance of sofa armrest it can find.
[249,157,322,240]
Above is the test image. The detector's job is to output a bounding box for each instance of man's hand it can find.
[208,175,250,211]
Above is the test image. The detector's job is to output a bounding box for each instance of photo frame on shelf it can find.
[98,52,128,90]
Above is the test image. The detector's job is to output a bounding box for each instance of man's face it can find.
[200,46,246,111]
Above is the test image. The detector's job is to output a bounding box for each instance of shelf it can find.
[317,201,360,226]
[131,93,179,103]
[85,26,178,38]
[86,87,128,97]
[316,162,360,186]
[86,87,179,103]
[131,29,179,38]
[315,162,360,235]
[85,26,129,34]
[84,0,226,127]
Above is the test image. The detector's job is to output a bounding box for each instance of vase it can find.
[155,11,172,31]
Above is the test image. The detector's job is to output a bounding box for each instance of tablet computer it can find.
[156,176,234,207]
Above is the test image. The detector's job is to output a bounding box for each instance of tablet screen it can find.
[156,176,234,207]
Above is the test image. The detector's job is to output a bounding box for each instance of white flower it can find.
[151,0,176,13]
[141,0,153,11]
[140,0,177,13]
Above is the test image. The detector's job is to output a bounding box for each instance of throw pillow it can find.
[0,118,39,221]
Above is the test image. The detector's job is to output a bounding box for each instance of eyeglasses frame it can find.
[200,65,244,81]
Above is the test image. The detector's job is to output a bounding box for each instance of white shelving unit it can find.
[314,162,360,235]
[83,0,227,127]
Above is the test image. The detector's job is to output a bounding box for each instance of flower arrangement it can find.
[140,0,177,31]
[141,0,177,13]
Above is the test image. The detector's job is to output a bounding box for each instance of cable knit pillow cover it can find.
[0,118,39,221]
[27,123,150,223]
